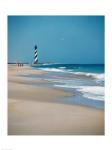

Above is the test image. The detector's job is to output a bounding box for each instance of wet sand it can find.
[8,65,104,135]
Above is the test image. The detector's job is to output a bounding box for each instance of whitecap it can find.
[38,68,66,73]
[54,84,104,101]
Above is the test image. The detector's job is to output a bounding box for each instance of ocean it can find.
[26,64,104,109]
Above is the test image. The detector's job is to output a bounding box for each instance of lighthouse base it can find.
[34,61,38,64]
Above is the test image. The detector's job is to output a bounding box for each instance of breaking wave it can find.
[38,67,104,81]
[54,84,104,101]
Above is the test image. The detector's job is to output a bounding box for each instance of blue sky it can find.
[8,16,104,64]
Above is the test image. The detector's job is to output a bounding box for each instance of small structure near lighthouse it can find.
[34,45,38,64]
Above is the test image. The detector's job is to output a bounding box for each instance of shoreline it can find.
[8,64,104,135]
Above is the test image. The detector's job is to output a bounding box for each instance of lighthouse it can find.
[34,45,38,64]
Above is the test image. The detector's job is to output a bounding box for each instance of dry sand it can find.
[8,65,104,135]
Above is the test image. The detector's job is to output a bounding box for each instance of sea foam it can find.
[35,66,104,102]
[38,68,66,72]
[54,84,104,101]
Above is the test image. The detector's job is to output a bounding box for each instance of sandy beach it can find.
[8,65,104,135]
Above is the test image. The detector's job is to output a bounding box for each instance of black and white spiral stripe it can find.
[34,48,38,63]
